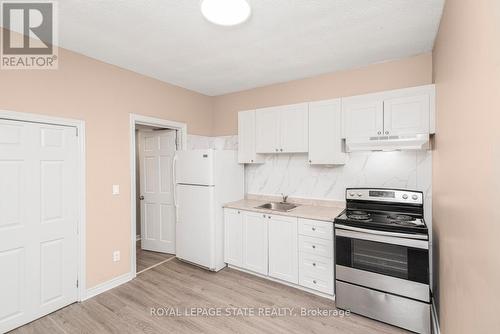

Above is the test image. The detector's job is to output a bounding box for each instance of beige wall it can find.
[0,30,213,288]
[432,1,500,333]
[0,30,436,292]
[212,53,432,135]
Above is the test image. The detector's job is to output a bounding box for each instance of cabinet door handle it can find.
[275,148,279,152]
[237,211,240,214]
[280,148,283,152]
[312,245,316,249]
[268,216,271,219]
[262,214,266,218]
[311,227,316,231]
[312,263,316,267]
[309,160,312,163]
[313,280,317,284]
[385,131,389,135]
[377,131,381,135]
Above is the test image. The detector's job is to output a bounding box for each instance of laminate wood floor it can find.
[136,243,174,273]
[10,259,409,334]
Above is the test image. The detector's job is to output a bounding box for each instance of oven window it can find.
[353,240,407,279]
[336,236,429,284]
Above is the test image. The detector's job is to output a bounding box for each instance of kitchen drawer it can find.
[298,218,333,240]
[298,235,333,258]
[299,253,333,295]
[336,281,431,334]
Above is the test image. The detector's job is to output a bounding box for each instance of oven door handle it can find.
[335,224,429,249]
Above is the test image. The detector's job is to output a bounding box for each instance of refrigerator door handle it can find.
[172,154,179,210]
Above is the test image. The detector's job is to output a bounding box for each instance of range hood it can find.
[345,134,430,152]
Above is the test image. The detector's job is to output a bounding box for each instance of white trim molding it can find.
[0,109,87,302]
[129,114,187,279]
[84,272,134,301]
[432,299,440,334]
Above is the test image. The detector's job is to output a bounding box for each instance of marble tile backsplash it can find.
[187,135,432,228]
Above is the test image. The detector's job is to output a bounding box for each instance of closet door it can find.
[0,119,79,333]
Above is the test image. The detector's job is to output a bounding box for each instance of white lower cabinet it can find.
[298,219,334,295]
[299,252,334,295]
[224,209,244,267]
[268,214,298,284]
[242,211,268,275]
[224,209,334,296]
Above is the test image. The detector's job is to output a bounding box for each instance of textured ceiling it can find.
[14,0,446,95]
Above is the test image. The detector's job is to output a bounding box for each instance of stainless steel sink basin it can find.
[256,202,298,212]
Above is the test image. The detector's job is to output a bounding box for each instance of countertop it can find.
[223,199,345,222]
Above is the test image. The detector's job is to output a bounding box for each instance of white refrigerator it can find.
[174,149,244,271]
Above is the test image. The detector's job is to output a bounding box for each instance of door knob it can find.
[139,195,145,200]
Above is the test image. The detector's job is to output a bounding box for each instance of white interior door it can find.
[0,119,79,333]
[139,130,176,254]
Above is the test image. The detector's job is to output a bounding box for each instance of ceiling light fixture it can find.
[200,0,251,26]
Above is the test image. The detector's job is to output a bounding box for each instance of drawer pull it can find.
[311,227,316,231]
[262,214,266,218]
[313,280,317,284]
[312,245,316,249]
[312,263,316,267]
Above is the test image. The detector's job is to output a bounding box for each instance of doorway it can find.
[129,114,187,276]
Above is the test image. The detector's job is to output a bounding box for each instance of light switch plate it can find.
[112,184,120,195]
[113,250,120,262]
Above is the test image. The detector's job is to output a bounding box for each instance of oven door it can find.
[335,224,430,302]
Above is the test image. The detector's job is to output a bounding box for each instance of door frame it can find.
[129,114,187,277]
[0,109,87,302]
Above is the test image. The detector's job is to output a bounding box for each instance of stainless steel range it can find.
[334,188,430,334]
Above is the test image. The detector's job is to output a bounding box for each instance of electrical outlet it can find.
[112,184,120,195]
[113,250,120,262]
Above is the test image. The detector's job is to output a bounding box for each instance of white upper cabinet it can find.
[280,103,309,153]
[255,103,308,153]
[255,106,281,153]
[308,99,346,165]
[268,214,298,284]
[342,85,435,139]
[383,95,430,136]
[342,96,384,138]
[238,110,264,164]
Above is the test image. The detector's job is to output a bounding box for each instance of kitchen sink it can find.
[256,202,298,212]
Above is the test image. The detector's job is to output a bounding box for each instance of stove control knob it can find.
[357,193,363,197]
[349,192,355,197]
[412,194,418,200]
[402,194,408,199]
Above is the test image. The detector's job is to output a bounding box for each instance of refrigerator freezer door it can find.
[175,150,215,186]
[176,184,215,269]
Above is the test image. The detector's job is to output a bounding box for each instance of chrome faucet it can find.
[281,193,289,203]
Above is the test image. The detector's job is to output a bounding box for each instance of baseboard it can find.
[431,299,440,334]
[83,272,133,301]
